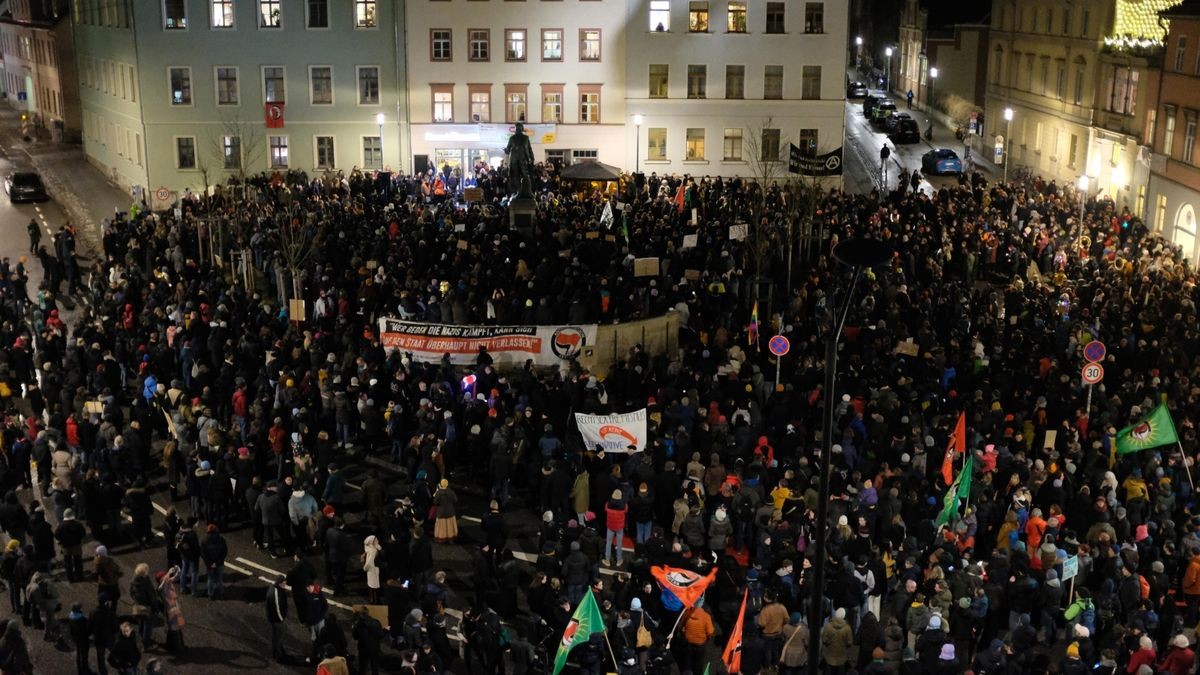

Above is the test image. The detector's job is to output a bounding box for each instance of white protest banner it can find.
[576,409,648,453]
[379,318,596,367]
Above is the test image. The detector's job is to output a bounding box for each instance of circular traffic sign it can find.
[1082,362,1104,385]
[768,335,790,357]
[1083,340,1106,363]
[155,186,170,201]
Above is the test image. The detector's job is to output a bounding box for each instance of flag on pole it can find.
[722,589,748,673]
[935,452,973,529]
[674,184,685,213]
[650,566,717,609]
[1116,404,1179,455]
[941,411,966,486]
[621,209,629,242]
[748,301,760,350]
[600,201,614,229]
[551,588,606,675]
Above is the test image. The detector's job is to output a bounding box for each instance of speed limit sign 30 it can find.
[1081,362,1104,385]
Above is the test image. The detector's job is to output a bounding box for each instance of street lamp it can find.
[375,112,386,169]
[885,47,893,91]
[808,237,891,675]
[1003,107,1013,184]
[926,67,939,140]
[633,113,644,176]
[855,36,863,69]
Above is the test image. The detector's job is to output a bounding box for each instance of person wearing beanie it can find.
[603,489,628,567]
[820,607,854,670]
[1128,635,1157,673]
[1061,642,1087,675]
[54,508,87,582]
[974,638,1009,674]
[916,614,948,672]
[68,601,91,675]
[94,545,123,605]
[1158,634,1195,675]
[432,479,458,544]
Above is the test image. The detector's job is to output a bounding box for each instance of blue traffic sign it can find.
[1083,340,1106,363]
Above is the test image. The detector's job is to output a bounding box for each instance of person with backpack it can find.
[1064,588,1096,638]
[352,605,385,675]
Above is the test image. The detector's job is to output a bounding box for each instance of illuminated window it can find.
[649,64,668,98]
[685,128,705,159]
[647,128,667,160]
[723,128,742,160]
[354,0,375,28]
[689,1,708,32]
[727,1,745,32]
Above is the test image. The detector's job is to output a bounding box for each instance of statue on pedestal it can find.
[505,123,536,198]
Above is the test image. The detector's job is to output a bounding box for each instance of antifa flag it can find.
[788,144,844,176]
[650,566,717,609]
[722,589,748,673]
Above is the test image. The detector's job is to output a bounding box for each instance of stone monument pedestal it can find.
[508,197,536,235]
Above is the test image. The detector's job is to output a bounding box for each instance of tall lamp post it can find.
[633,113,644,175]
[376,112,386,169]
[807,238,891,675]
[885,46,893,92]
[1003,107,1013,184]
[926,67,938,140]
[855,36,863,69]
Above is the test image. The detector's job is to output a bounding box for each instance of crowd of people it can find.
[0,153,1194,675]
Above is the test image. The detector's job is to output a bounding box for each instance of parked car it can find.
[921,148,963,175]
[884,112,913,134]
[5,171,47,202]
[888,117,921,144]
[847,81,869,98]
[870,101,898,127]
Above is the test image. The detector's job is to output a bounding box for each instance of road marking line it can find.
[152,502,168,516]
[344,481,361,491]
[461,515,481,523]
[121,513,165,537]
[234,556,283,577]
[512,550,621,576]
[225,561,254,576]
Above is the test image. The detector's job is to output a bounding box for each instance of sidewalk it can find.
[0,107,131,256]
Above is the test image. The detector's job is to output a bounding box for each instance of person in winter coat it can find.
[109,621,141,675]
[934,643,960,675]
[820,607,854,673]
[352,606,385,675]
[256,482,289,557]
[156,568,186,652]
[707,506,733,556]
[55,509,86,582]
[974,638,1008,675]
[176,519,201,594]
[129,564,160,649]
[122,481,153,547]
[1183,551,1200,623]
[50,445,77,490]
[266,576,290,664]
[432,480,458,543]
[362,535,383,604]
[68,602,91,675]
[90,599,116,675]
[288,489,319,554]
[630,483,655,544]
[1157,634,1196,675]
[94,545,123,605]
[571,472,590,524]
[305,583,331,664]
[200,524,228,599]
[916,615,948,672]
[604,490,628,566]
[0,621,32,675]
[563,541,592,605]
[778,612,809,675]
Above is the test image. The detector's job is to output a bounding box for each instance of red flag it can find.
[650,566,717,609]
[265,103,285,129]
[674,184,685,213]
[722,589,747,673]
[941,411,966,486]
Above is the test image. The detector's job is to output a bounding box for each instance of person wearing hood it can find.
[362,535,383,604]
[288,488,319,554]
[933,642,959,675]
[1157,633,1196,675]
[707,505,733,556]
[820,607,854,672]
[974,638,1008,674]
[0,621,32,674]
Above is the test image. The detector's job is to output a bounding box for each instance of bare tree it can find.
[276,191,318,303]
[741,117,789,315]
[209,115,266,188]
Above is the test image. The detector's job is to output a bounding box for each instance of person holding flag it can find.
[551,588,612,675]
[722,589,748,674]
[941,411,966,487]
[748,302,760,351]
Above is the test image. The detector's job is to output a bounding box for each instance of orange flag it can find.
[650,566,717,609]
[722,589,748,673]
[941,411,966,486]
[674,184,685,213]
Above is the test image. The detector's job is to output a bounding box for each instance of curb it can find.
[26,149,106,257]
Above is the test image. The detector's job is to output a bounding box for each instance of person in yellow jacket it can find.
[771,479,791,512]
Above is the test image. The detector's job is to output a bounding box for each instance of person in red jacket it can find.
[604,490,627,567]
[1157,634,1196,675]
[1127,635,1156,674]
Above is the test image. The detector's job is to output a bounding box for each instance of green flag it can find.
[1116,404,1179,455]
[935,453,973,529]
[703,664,711,675]
[552,588,606,675]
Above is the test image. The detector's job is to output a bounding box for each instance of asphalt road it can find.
[841,98,969,195]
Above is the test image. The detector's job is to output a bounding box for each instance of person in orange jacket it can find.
[682,598,715,673]
[1181,550,1200,623]
[1025,508,1047,552]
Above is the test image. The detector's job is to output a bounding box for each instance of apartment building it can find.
[985,0,1180,187]
[1148,0,1200,261]
[625,0,848,177]
[0,0,79,140]
[74,0,405,199]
